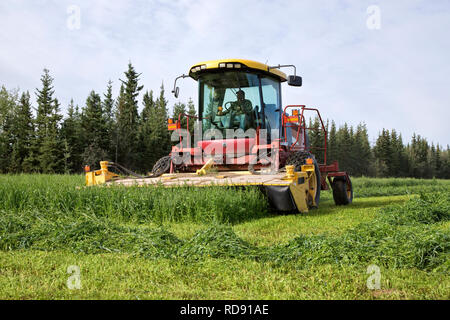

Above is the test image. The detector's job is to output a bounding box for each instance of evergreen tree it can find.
[440,145,450,179]
[148,83,171,165]
[61,99,83,172]
[115,63,143,169]
[35,69,54,140]
[187,98,197,117]
[103,80,116,160]
[373,129,392,177]
[0,86,18,172]
[389,129,401,176]
[335,123,352,173]
[22,124,39,173]
[347,125,356,173]
[137,90,156,171]
[434,144,442,177]
[38,98,64,173]
[82,91,107,148]
[327,120,338,164]
[31,69,65,172]
[113,84,125,163]
[430,143,437,178]
[81,91,109,168]
[352,123,372,176]
[408,133,430,178]
[396,133,409,177]
[173,102,187,128]
[9,92,34,172]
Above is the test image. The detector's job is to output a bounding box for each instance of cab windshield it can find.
[199,71,281,135]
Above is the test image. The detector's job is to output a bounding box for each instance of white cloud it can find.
[0,0,449,145]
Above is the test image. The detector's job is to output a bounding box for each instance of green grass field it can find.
[0,175,449,299]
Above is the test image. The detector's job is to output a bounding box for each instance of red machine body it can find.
[169,105,350,192]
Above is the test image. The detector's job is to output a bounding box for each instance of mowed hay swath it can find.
[0,175,449,272]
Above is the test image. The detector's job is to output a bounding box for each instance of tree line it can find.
[0,63,197,174]
[308,118,450,178]
[0,63,448,178]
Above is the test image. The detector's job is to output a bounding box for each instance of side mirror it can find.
[288,75,302,87]
[172,74,188,99]
[173,87,180,98]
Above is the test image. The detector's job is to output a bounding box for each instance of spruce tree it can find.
[38,98,64,173]
[81,91,109,168]
[408,134,430,178]
[396,133,409,177]
[148,83,171,166]
[327,120,338,164]
[103,80,116,160]
[434,144,442,177]
[35,69,54,140]
[137,90,156,171]
[429,143,435,178]
[173,102,187,128]
[113,84,125,163]
[32,69,65,173]
[187,98,197,117]
[352,123,371,176]
[115,63,143,169]
[9,92,34,172]
[440,145,450,179]
[0,87,18,173]
[61,99,84,172]
[347,125,356,173]
[335,123,352,173]
[387,129,409,177]
[373,129,392,177]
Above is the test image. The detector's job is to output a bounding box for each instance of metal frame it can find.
[170,105,350,192]
[280,105,350,191]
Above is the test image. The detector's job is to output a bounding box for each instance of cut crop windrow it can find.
[1,176,448,273]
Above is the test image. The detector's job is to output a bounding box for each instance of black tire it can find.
[285,151,321,207]
[152,156,172,177]
[332,176,353,205]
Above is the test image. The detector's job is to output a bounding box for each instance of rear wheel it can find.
[332,176,353,205]
[152,156,171,177]
[285,151,321,208]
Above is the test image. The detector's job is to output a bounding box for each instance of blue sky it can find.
[0,0,449,145]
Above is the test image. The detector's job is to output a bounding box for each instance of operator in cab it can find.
[218,90,253,130]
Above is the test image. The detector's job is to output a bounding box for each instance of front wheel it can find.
[332,176,353,205]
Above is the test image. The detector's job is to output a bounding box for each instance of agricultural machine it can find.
[86,59,353,213]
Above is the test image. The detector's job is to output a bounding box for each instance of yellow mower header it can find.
[85,161,318,213]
